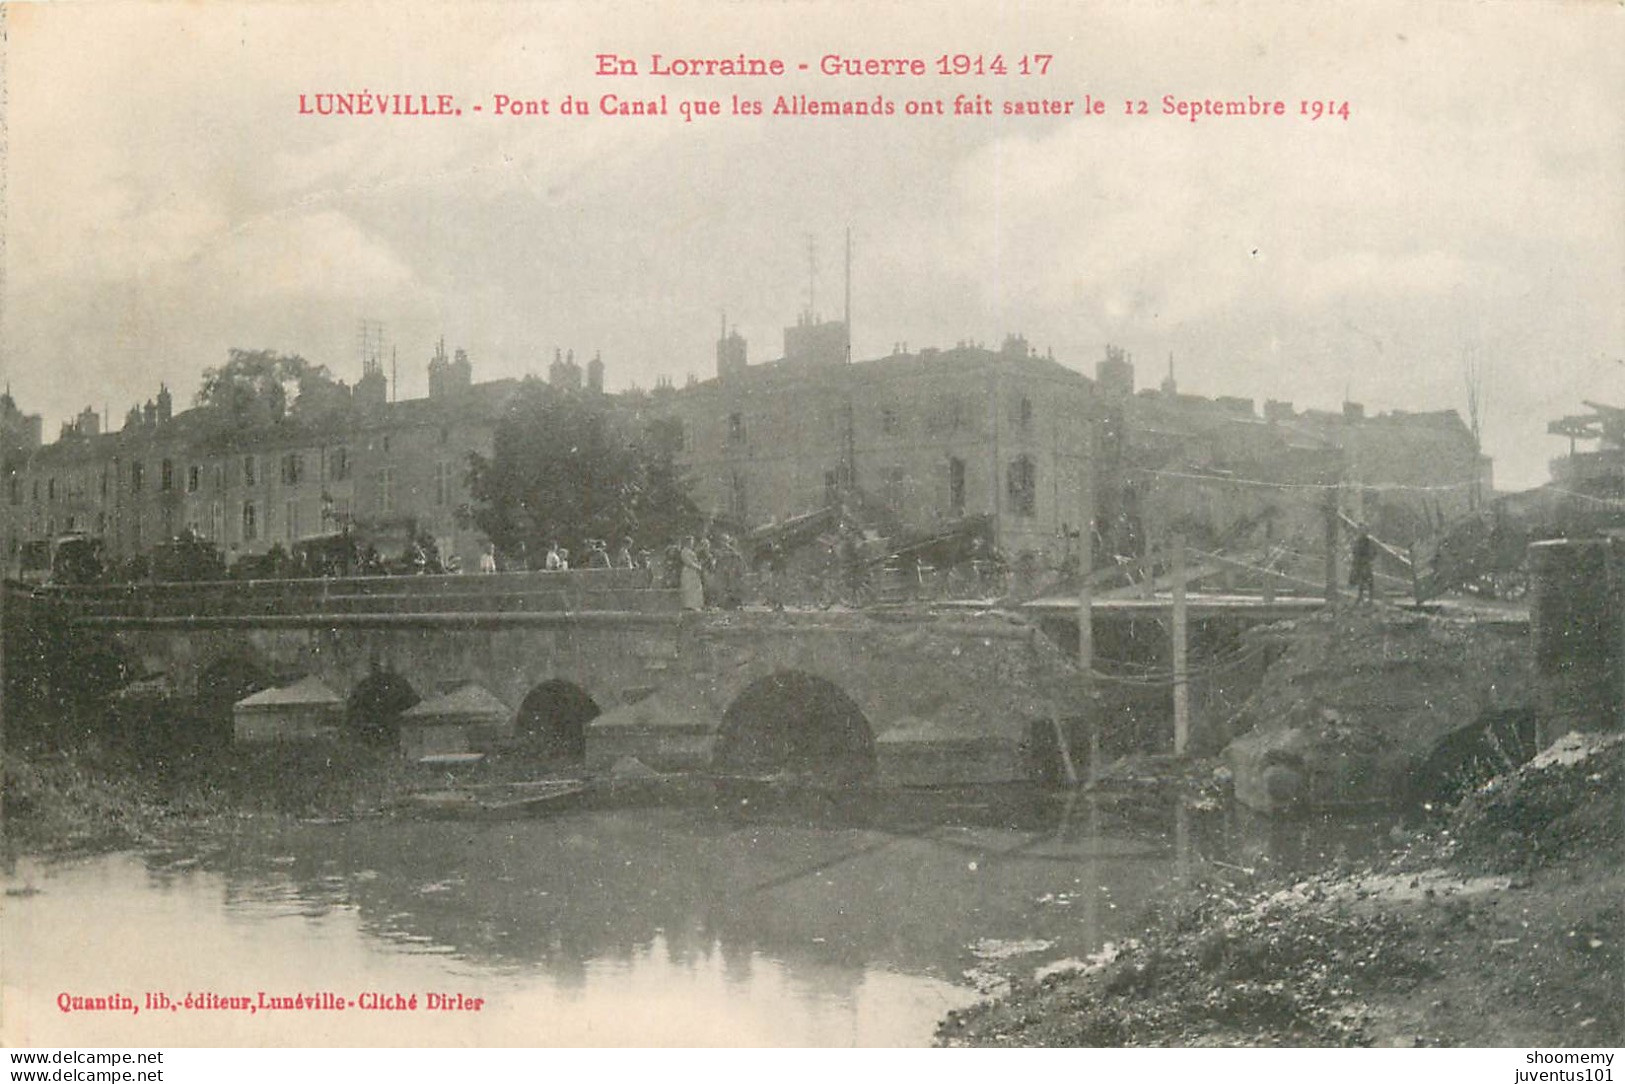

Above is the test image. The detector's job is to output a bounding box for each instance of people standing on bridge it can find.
[696,536,717,607]
[616,537,637,570]
[479,543,498,574]
[588,539,613,569]
[545,542,563,571]
[1350,528,1376,603]
[766,539,787,611]
[679,536,705,610]
[716,533,746,609]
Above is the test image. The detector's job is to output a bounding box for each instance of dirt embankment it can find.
[938,731,1624,1047]
[1,740,453,856]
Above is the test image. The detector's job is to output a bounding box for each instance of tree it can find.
[195,349,340,425]
[466,379,698,565]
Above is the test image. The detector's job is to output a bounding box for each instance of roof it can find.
[401,682,511,721]
[673,343,1096,399]
[21,379,523,465]
[235,675,342,708]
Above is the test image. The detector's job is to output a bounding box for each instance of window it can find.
[47,477,56,502]
[825,470,840,506]
[8,474,19,506]
[100,467,109,500]
[728,412,746,444]
[161,459,174,491]
[241,501,258,541]
[881,406,900,435]
[434,461,451,506]
[130,461,144,492]
[31,478,39,502]
[1007,455,1037,518]
[281,453,303,485]
[243,455,257,487]
[729,472,748,519]
[187,464,201,493]
[378,468,395,514]
[209,501,224,542]
[285,499,301,541]
[329,447,349,482]
[1017,397,1034,431]
[883,465,906,508]
[212,464,225,493]
[949,457,966,516]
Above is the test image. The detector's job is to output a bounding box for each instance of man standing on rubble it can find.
[1350,528,1376,603]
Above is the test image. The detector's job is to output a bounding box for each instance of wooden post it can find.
[1078,575,1095,784]
[1172,534,1189,756]
[1051,716,1079,787]
[1077,576,1093,672]
[1081,791,1101,944]
[1088,713,1102,786]
[1410,542,1422,608]
[1324,488,1340,604]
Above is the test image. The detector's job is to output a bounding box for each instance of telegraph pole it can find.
[1172,534,1190,755]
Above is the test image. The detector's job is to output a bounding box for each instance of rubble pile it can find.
[1446,731,1624,873]
[939,879,1430,1046]
[939,722,1624,1047]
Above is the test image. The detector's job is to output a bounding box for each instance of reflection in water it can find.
[2,788,1394,1047]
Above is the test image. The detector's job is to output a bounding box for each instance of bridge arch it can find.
[346,668,421,746]
[1411,707,1538,805]
[195,655,273,747]
[714,670,876,784]
[518,679,600,762]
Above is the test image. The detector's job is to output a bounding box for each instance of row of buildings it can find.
[1,311,1492,581]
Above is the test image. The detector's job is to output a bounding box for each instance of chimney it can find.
[1095,345,1134,400]
[452,348,473,391]
[716,326,747,380]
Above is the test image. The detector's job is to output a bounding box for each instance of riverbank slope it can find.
[938,731,1624,1047]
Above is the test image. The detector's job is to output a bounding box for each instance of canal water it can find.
[2,791,1391,1047]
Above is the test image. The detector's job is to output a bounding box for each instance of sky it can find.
[2,0,1621,490]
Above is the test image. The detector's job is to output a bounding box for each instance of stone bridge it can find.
[12,571,1086,786]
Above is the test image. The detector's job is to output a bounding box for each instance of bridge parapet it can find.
[30,568,676,621]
